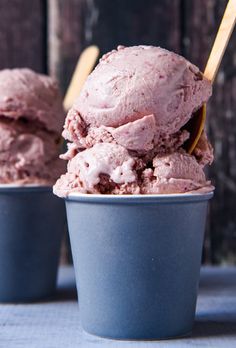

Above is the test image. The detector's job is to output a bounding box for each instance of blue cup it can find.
[0,186,66,302]
[65,192,213,339]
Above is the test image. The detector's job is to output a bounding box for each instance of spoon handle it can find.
[63,45,99,111]
[204,0,236,82]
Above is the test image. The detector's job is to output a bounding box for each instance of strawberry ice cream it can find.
[0,68,65,184]
[54,45,213,196]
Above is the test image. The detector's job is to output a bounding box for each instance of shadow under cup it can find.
[66,192,213,340]
[0,185,66,302]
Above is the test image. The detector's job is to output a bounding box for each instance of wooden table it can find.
[0,266,235,347]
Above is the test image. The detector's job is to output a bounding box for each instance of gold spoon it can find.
[63,45,99,112]
[186,0,236,154]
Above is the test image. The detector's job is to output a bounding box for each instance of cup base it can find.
[0,289,56,304]
[82,326,193,341]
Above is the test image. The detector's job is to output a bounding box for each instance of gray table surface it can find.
[0,266,236,348]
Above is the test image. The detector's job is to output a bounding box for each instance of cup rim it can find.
[65,191,214,204]
[0,184,52,193]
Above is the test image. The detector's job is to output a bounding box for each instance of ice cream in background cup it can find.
[54,45,214,339]
[0,69,66,302]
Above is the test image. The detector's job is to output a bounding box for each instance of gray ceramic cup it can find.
[65,192,213,340]
[0,185,66,303]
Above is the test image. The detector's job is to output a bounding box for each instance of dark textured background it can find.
[0,0,235,264]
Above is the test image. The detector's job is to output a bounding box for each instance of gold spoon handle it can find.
[204,0,236,82]
[63,45,99,111]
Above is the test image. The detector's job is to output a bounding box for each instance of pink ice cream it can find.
[0,68,65,184]
[54,45,213,196]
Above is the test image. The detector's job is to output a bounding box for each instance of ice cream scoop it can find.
[0,68,65,184]
[62,45,212,155]
[186,0,236,154]
[54,45,213,197]
[71,46,211,134]
[0,68,64,133]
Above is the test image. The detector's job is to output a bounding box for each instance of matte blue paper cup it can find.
[0,185,66,303]
[65,192,213,340]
